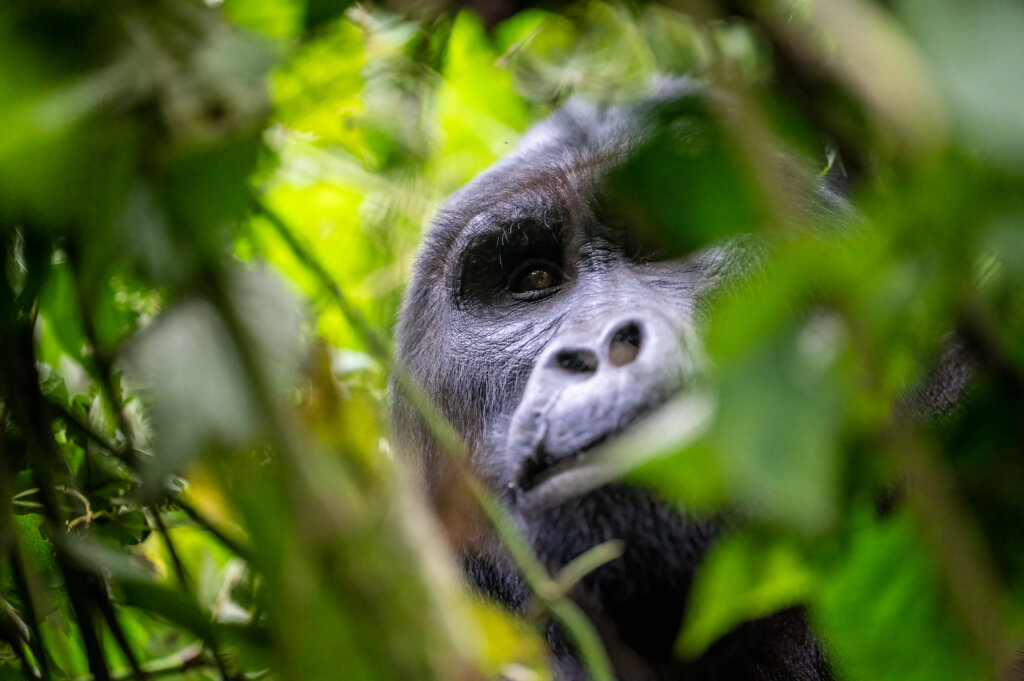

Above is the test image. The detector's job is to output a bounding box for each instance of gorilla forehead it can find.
[418,158,595,285]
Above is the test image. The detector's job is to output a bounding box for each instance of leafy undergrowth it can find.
[1,1,1023,681]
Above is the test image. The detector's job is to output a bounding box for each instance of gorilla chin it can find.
[393,79,840,681]
[523,485,717,662]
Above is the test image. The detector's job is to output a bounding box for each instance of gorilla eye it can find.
[456,218,566,309]
[509,260,562,296]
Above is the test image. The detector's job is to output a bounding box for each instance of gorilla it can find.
[392,80,845,680]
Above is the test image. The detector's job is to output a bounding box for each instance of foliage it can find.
[0,1,1022,681]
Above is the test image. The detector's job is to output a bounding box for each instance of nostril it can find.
[552,348,599,374]
[608,321,642,367]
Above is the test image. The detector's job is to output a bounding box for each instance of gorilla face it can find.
[394,84,834,679]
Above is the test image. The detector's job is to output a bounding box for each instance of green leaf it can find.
[600,97,764,258]
[900,0,1024,170]
[117,580,213,640]
[162,133,264,244]
[225,0,305,38]
[63,536,151,581]
[126,266,303,499]
[708,314,847,533]
[35,362,69,406]
[304,0,354,33]
[814,511,988,681]
[676,533,817,658]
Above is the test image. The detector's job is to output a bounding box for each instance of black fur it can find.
[392,81,843,680]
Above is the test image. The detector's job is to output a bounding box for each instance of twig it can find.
[554,541,624,598]
[148,509,191,592]
[0,237,110,681]
[169,495,250,560]
[0,596,40,678]
[45,397,132,466]
[255,201,463,458]
[62,487,98,531]
[6,547,53,680]
[95,589,149,681]
[61,567,113,681]
[147,507,232,681]
[254,201,392,361]
[67,250,138,468]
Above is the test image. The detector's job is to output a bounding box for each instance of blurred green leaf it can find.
[600,98,764,258]
[708,314,845,533]
[36,363,69,406]
[117,580,214,641]
[126,267,302,498]
[677,533,817,658]
[814,510,988,681]
[304,0,355,33]
[900,0,1024,169]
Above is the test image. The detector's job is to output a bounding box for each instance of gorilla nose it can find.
[552,348,600,374]
[509,310,694,503]
[608,321,642,366]
[548,319,645,376]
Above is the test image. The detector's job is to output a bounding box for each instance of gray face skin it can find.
[393,82,837,680]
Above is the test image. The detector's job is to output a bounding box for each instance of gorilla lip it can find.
[517,432,611,494]
[511,395,715,511]
[513,428,636,511]
[514,402,663,509]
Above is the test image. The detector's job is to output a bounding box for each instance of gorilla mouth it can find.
[513,424,639,511]
[511,396,713,511]
[517,433,612,494]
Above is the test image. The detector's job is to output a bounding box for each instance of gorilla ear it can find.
[594,95,766,259]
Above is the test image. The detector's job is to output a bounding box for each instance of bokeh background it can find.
[1,1,1023,680]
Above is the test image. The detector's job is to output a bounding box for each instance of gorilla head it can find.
[393,81,838,680]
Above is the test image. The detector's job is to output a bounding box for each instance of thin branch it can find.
[67,251,137,468]
[95,589,149,681]
[148,508,191,593]
[7,548,53,681]
[169,495,250,560]
[43,399,249,560]
[61,569,113,681]
[554,541,624,598]
[254,201,391,361]
[0,596,40,678]
[148,507,232,681]
[0,236,110,681]
[255,201,464,457]
[45,397,132,466]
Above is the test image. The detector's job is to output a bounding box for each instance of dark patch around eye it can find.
[458,219,565,307]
